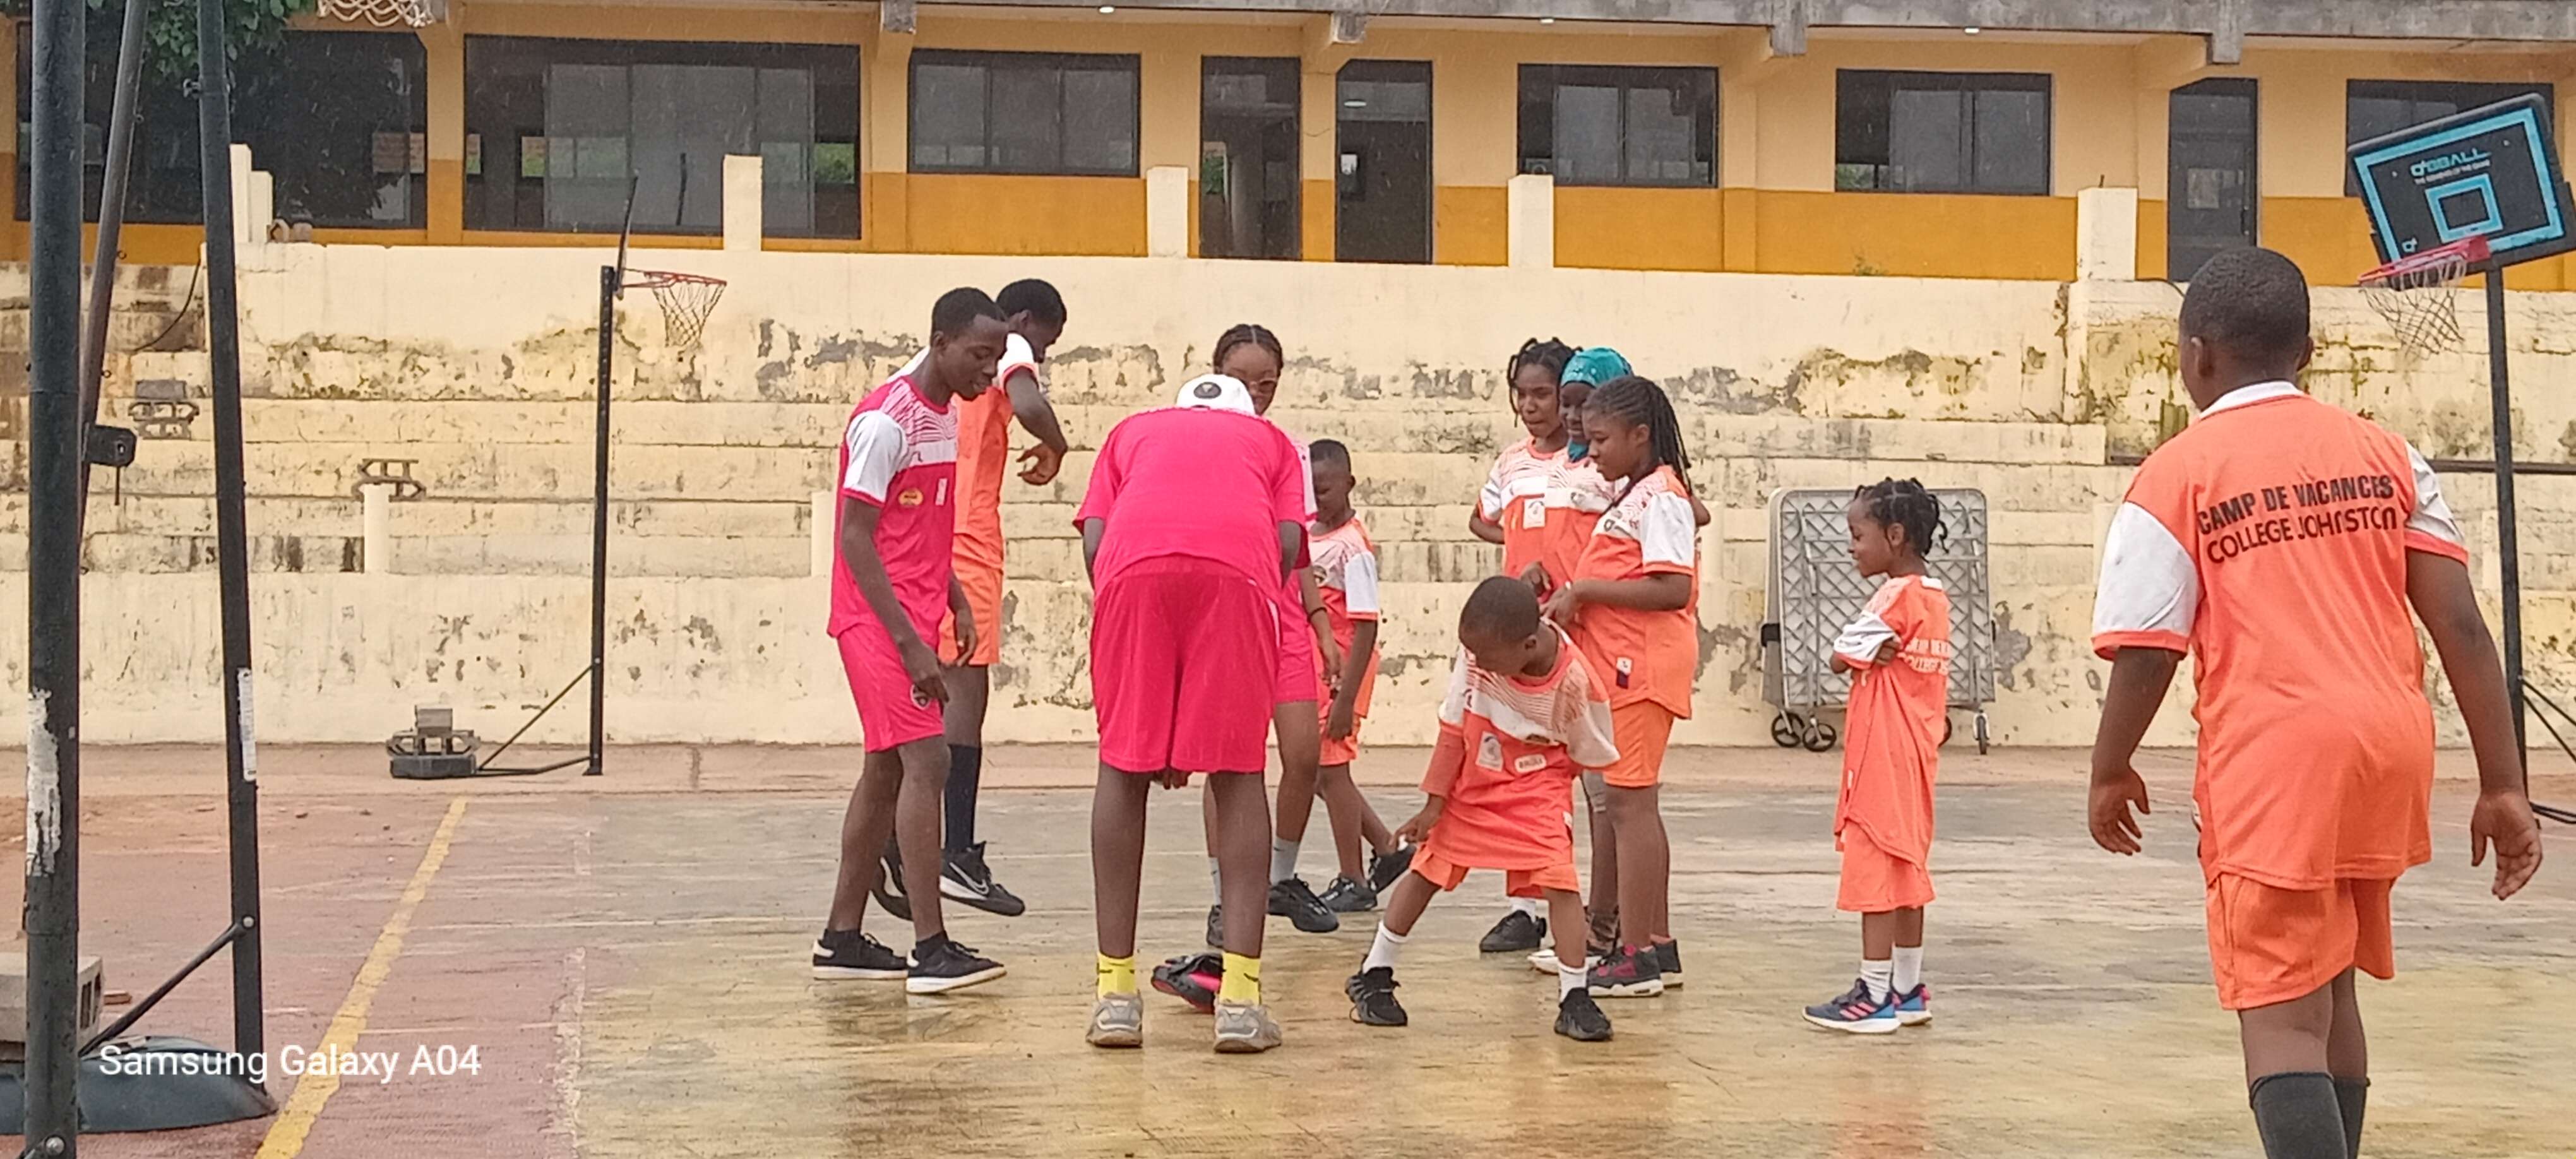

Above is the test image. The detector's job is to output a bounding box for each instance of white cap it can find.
[1175,373,1256,415]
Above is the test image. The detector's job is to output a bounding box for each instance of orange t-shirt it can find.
[1478,437,1613,588]
[1311,513,1382,714]
[1421,627,1621,871]
[948,334,1042,576]
[1568,465,1699,718]
[1834,574,1952,866]
[2090,381,2470,891]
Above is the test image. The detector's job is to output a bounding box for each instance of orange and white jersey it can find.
[1568,465,1700,718]
[1421,631,1618,870]
[1478,437,1614,586]
[1835,574,1952,865]
[2090,380,2468,890]
[1311,514,1383,713]
[899,335,1041,574]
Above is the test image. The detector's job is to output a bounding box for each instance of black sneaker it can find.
[1345,966,1407,1026]
[1655,939,1684,989]
[870,838,912,922]
[1367,843,1416,893]
[939,842,1027,918]
[1479,909,1546,953]
[810,929,905,981]
[1586,942,1666,999]
[905,936,1005,995]
[1268,877,1340,933]
[1319,875,1378,913]
[1555,989,1614,1042]
[1205,904,1225,949]
[1152,952,1223,1014]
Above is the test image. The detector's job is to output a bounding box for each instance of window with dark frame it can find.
[462,36,860,238]
[1835,69,2051,196]
[2345,80,2553,196]
[1517,64,1716,187]
[910,50,1140,177]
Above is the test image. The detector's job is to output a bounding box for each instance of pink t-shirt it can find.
[1076,407,1306,590]
[829,375,959,639]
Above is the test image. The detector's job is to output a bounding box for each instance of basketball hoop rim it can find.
[623,270,727,291]
[2359,235,2491,288]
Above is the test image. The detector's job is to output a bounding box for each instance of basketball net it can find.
[2358,236,2487,371]
[624,271,726,351]
[316,0,444,27]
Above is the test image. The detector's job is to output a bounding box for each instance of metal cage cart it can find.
[1761,487,1997,754]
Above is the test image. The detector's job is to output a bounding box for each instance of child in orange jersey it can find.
[2087,247,2541,1159]
[1344,576,1618,1042]
[1541,374,1700,999]
[1307,439,1407,913]
[1801,478,1950,1035]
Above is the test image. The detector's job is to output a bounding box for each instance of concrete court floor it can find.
[0,743,2569,1159]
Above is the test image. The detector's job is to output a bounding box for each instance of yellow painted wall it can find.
[1753,189,2077,280]
[900,174,1148,257]
[1434,186,1506,266]
[1556,186,1726,272]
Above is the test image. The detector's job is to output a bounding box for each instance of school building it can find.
[8,0,2576,284]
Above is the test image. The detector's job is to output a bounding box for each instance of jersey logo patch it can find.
[897,488,925,508]
[1477,734,1503,770]
[1521,497,1546,527]
[1614,657,1633,689]
[1512,752,1549,774]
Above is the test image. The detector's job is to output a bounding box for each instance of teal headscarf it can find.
[1560,347,1630,460]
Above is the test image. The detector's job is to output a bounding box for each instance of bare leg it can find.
[1861,910,1899,960]
[1378,871,1439,937]
[891,736,951,942]
[1090,763,1154,958]
[1583,780,1619,948]
[1202,782,1221,858]
[1542,887,1587,970]
[2325,969,2366,1079]
[2239,981,2337,1083]
[939,663,991,744]
[825,750,905,931]
[1209,774,1273,958]
[1893,905,1925,949]
[1607,783,1671,945]
[1271,701,1323,846]
[1316,763,1392,879]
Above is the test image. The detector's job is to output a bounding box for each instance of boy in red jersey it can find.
[810,287,1011,995]
[2087,247,2541,1158]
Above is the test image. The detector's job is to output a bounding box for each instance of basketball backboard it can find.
[2349,93,2575,271]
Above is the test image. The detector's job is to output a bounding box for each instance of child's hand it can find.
[1394,800,1445,845]
[1875,638,1899,663]
[1518,562,1555,598]
[1541,583,1583,626]
[2469,788,2544,900]
[900,639,947,705]
[1326,699,1356,741]
[1016,443,1064,486]
[2087,761,2151,855]
[1320,638,1345,691]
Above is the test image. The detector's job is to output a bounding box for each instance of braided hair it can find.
[1213,323,1283,371]
[1854,478,1943,557]
[1586,375,1693,501]
[1506,337,1575,387]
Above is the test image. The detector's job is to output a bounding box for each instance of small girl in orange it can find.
[1803,478,1952,1035]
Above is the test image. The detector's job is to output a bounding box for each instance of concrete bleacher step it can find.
[4,494,809,540]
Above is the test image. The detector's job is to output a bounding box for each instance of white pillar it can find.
[361,482,395,574]
[247,169,274,249]
[723,154,764,254]
[2075,187,2140,282]
[229,144,258,251]
[811,490,836,580]
[1147,165,1190,259]
[1508,174,1555,270]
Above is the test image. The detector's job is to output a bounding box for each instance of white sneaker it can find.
[1212,999,1282,1054]
[1528,947,1601,974]
[1087,992,1144,1048]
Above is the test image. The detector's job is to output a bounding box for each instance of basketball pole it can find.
[2484,273,2528,758]
[588,261,614,776]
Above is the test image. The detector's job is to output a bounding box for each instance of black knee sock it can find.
[2332,1077,2368,1159]
[2249,1073,2349,1159]
[944,745,982,853]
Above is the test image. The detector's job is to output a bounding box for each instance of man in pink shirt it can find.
[1078,374,1306,1055]
[810,287,1011,996]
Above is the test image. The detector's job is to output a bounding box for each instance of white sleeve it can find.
[998,333,1041,388]
[2404,444,2467,554]
[1638,490,1695,568]
[897,348,927,379]
[1564,694,1620,772]
[1436,650,1472,728]
[1477,461,1508,521]
[1834,610,1898,667]
[1342,550,1381,616]
[1298,442,1317,520]
[2090,501,2197,653]
[839,411,906,504]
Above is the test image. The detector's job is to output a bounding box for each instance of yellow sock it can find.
[1217,953,1261,1004]
[1096,953,1136,997]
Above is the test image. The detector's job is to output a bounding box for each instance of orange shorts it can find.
[2205,874,2396,1011]
[1835,828,1934,913]
[1315,657,1377,766]
[1595,701,1675,788]
[1409,847,1579,900]
[938,558,1004,667]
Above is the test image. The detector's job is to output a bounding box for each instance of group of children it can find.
[813,248,2548,1158]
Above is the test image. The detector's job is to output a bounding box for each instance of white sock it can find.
[1861,959,1893,1003]
[1208,856,1225,905]
[1270,838,1301,884]
[1893,946,1924,994]
[1558,963,1586,998]
[1509,896,1543,918]
[1363,924,1409,972]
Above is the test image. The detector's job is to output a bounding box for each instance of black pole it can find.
[72,0,148,531]
[196,0,265,1066]
[2486,273,2527,758]
[25,0,85,1143]
[587,264,614,775]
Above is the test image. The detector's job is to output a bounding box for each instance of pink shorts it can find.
[837,619,945,754]
[1276,594,1320,706]
[1092,557,1280,775]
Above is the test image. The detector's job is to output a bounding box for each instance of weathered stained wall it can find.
[4,245,2573,750]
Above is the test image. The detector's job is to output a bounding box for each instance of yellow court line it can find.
[256,797,470,1159]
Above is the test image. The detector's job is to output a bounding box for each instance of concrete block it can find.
[724,155,763,254]
[0,951,102,1054]
[2076,187,2140,282]
[1147,166,1190,259]
[1507,174,1554,270]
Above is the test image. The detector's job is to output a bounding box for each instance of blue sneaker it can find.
[1893,984,1931,1026]
[1802,979,1899,1035]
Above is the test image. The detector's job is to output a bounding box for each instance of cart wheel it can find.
[1974,711,1991,756]
[1770,713,1801,749]
[1940,715,1955,747]
[1802,719,1838,752]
